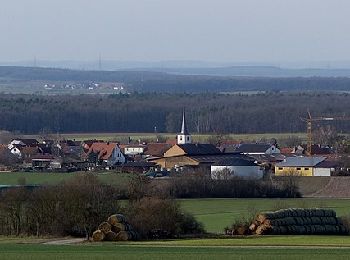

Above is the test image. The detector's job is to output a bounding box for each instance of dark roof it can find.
[15,139,39,146]
[179,143,221,155]
[315,160,339,168]
[187,153,245,164]
[235,143,271,153]
[144,143,172,157]
[276,157,325,167]
[213,157,257,166]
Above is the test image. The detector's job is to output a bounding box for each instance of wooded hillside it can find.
[1,93,350,134]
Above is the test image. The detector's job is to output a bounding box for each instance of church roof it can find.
[178,143,220,155]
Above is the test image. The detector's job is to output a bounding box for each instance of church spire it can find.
[177,109,191,144]
[181,108,189,135]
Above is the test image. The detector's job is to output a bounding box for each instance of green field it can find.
[2,237,350,260]
[1,172,350,234]
[180,198,350,233]
[0,172,131,189]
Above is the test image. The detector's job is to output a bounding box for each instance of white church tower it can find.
[177,109,192,144]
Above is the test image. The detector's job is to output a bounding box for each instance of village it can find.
[0,110,348,180]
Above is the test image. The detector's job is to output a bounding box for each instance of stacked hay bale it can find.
[249,208,348,235]
[92,214,140,242]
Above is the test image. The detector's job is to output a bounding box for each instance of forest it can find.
[1,92,350,134]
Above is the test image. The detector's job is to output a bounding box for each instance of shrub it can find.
[125,197,204,239]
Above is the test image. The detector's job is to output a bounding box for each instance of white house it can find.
[87,142,126,166]
[211,157,264,180]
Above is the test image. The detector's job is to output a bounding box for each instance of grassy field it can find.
[2,237,350,259]
[0,172,131,187]
[21,132,307,142]
[180,198,350,233]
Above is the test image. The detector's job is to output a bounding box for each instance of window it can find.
[180,136,183,141]
[304,168,309,170]
[278,167,283,170]
[296,167,301,171]
[187,136,190,141]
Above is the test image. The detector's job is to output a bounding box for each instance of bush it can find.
[125,197,204,239]
[0,174,120,238]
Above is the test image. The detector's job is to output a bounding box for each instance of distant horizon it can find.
[2,59,350,70]
[1,1,350,63]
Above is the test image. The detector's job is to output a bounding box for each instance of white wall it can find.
[211,165,263,180]
[124,147,144,155]
[314,168,331,177]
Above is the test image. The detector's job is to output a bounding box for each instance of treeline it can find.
[1,93,350,134]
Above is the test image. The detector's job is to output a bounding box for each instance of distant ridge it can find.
[2,64,350,78]
[1,65,350,93]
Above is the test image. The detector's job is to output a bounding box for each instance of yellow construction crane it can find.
[301,111,350,156]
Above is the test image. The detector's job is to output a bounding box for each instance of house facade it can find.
[275,156,327,176]
[86,142,126,166]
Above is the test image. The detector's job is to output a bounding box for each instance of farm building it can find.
[211,156,264,180]
[275,156,336,176]
[151,143,224,169]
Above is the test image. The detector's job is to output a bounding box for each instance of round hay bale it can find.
[304,225,312,234]
[108,214,126,226]
[294,217,303,226]
[128,230,140,240]
[256,225,266,235]
[98,222,111,234]
[339,225,348,234]
[116,231,132,241]
[92,230,105,242]
[310,217,322,225]
[104,231,118,241]
[113,222,130,232]
[249,223,257,232]
[284,217,296,226]
[324,209,336,217]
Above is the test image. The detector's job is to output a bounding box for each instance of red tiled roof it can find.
[166,139,177,145]
[88,142,118,160]
[280,147,294,154]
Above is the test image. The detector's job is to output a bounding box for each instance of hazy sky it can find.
[1,0,350,63]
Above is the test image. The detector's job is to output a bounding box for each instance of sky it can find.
[1,0,350,64]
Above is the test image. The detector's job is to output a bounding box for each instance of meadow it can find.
[1,172,350,233]
[1,237,350,260]
[180,198,350,233]
[0,171,130,187]
[1,173,350,259]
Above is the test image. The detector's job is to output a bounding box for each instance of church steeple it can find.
[181,109,189,135]
[177,109,192,144]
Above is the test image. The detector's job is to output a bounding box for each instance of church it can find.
[150,110,248,170]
